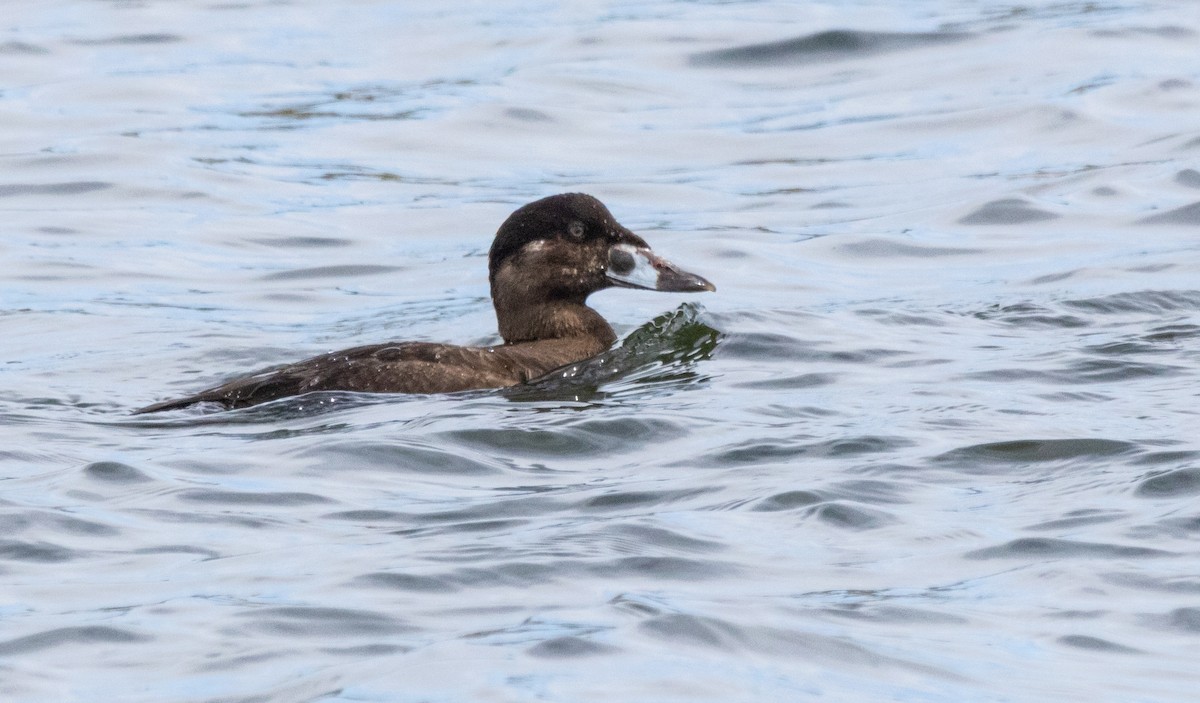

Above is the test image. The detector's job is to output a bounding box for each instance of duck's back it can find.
[132,337,607,413]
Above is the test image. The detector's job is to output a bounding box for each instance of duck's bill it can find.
[605,243,715,293]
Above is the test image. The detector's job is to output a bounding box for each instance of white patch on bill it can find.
[606,243,660,290]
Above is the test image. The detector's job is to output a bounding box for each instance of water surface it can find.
[3,1,1200,701]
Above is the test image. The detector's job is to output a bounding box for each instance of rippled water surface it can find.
[4,1,1200,701]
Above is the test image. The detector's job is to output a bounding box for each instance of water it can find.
[3,1,1200,700]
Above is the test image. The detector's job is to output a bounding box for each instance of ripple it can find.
[1084,339,1167,356]
[752,490,824,511]
[5,512,120,538]
[309,441,501,475]
[417,518,528,535]
[1140,607,1200,634]
[1057,635,1141,653]
[807,502,895,530]
[134,508,271,529]
[972,302,1088,329]
[856,309,948,327]
[527,636,618,658]
[1025,510,1125,531]
[441,561,557,588]
[733,372,837,390]
[444,426,623,460]
[837,239,982,258]
[505,108,553,122]
[233,83,438,127]
[1128,515,1200,539]
[579,524,725,553]
[402,496,564,526]
[0,539,82,563]
[934,439,1137,467]
[750,481,906,518]
[1135,468,1200,497]
[704,435,913,467]
[237,606,412,637]
[1163,607,1200,633]
[636,612,947,675]
[1102,572,1200,594]
[324,509,408,522]
[1138,200,1200,225]
[356,572,460,593]
[603,556,735,579]
[827,479,911,504]
[0,181,111,197]
[0,626,150,655]
[175,489,334,506]
[445,417,687,461]
[578,489,715,512]
[0,41,49,54]
[958,198,1059,225]
[820,604,967,625]
[639,614,742,650]
[133,544,221,560]
[1063,290,1200,314]
[71,33,183,45]
[718,333,903,364]
[246,236,353,249]
[1175,169,1200,188]
[690,30,970,66]
[1092,26,1194,39]
[363,556,736,591]
[1143,323,1200,342]
[83,461,152,484]
[965,538,1173,560]
[1076,358,1180,382]
[258,264,403,281]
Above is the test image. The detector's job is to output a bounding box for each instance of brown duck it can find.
[134,193,714,413]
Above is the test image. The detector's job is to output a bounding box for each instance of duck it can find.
[133,193,714,413]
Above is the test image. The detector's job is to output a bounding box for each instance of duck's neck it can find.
[493,295,616,348]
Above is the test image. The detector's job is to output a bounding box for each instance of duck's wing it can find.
[131,342,528,413]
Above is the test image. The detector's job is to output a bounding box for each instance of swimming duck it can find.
[134,193,714,413]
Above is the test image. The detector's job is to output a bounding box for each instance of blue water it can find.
[3,1,1200,701]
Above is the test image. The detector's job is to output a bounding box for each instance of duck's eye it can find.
[567,221,586,240]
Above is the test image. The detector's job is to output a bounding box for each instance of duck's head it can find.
[488,193,715,308]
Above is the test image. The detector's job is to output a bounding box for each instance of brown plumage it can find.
[134,193,714,413]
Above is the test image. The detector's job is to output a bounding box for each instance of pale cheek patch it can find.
[605,243,659,289]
